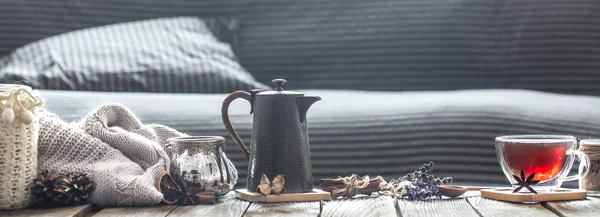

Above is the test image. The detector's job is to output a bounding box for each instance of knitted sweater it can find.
[37,104,185,206]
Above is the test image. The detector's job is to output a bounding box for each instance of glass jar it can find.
[165,136,237,198]
[579,139,600,196]
[0,84,44,210]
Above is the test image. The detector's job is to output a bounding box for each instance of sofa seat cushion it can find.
[41,89,600,187]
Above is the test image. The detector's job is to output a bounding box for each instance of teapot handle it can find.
[221,91,251,159]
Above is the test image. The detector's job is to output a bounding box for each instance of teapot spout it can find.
[297,96,321,123]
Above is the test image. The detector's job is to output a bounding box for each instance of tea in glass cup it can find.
[495,135,590,192]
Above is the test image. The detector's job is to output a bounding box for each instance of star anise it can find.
[512,170,540,194]
[177,182,206,206]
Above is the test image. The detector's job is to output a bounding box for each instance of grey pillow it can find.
[0,17,268,93]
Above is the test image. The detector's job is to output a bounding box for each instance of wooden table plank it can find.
[322,196,399,217]
[545,197,600,217]
[243,201,321,217]
[0,204,92,217]
[243,195,398,217]
[466,197,559,217]
[397,197,479,217]
[92,205,177,217]
[167,194,249,217]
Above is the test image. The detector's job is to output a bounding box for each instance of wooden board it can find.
[466,196,559,217]
[545,196,600,217]
[167,193,249,217]
[236,189,331,203]
[0,204,92,217]
[397,198,479,217]
[481,188,587,203]
[92,205,177,217]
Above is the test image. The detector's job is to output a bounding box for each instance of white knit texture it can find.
[0,115,38,210]
[37,104,186,207]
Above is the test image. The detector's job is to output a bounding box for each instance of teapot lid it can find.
[256,79,303,96]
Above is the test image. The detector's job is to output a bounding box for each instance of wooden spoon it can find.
[437,185,488,197]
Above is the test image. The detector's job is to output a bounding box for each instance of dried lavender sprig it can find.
[386,161,453,200]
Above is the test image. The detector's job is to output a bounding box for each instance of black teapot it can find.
[221,79,320,193]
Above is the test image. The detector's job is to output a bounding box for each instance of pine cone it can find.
[31,171,94,206]
[31,170,64,205]
[58,173,94,205]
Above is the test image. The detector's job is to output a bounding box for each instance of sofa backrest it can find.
[2,0,600,94]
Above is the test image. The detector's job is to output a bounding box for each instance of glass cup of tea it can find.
[495,135,590,192]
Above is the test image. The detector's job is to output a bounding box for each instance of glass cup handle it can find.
[563,150,591,182]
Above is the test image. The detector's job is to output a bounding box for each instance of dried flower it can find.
[386,161,452,200]
[257,174,285,195]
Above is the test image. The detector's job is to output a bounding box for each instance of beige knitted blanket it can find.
[38,104,185,207]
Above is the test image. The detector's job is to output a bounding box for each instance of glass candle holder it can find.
[165,136,237,197]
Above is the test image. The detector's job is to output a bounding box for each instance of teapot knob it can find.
[272,79,287,91]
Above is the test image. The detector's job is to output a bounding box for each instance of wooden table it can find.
[2,192,599,217]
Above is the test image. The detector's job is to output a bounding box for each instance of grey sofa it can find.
[4,0,600,188]
[40,89,600,188]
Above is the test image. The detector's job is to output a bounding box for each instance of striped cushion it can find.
[1,0,600,94]
[0,17,268,92]
[41,89,599,187]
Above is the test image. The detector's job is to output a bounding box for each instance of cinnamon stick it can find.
[196,192,217,204]
[321,178,381,189]
[321,176,384,198]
